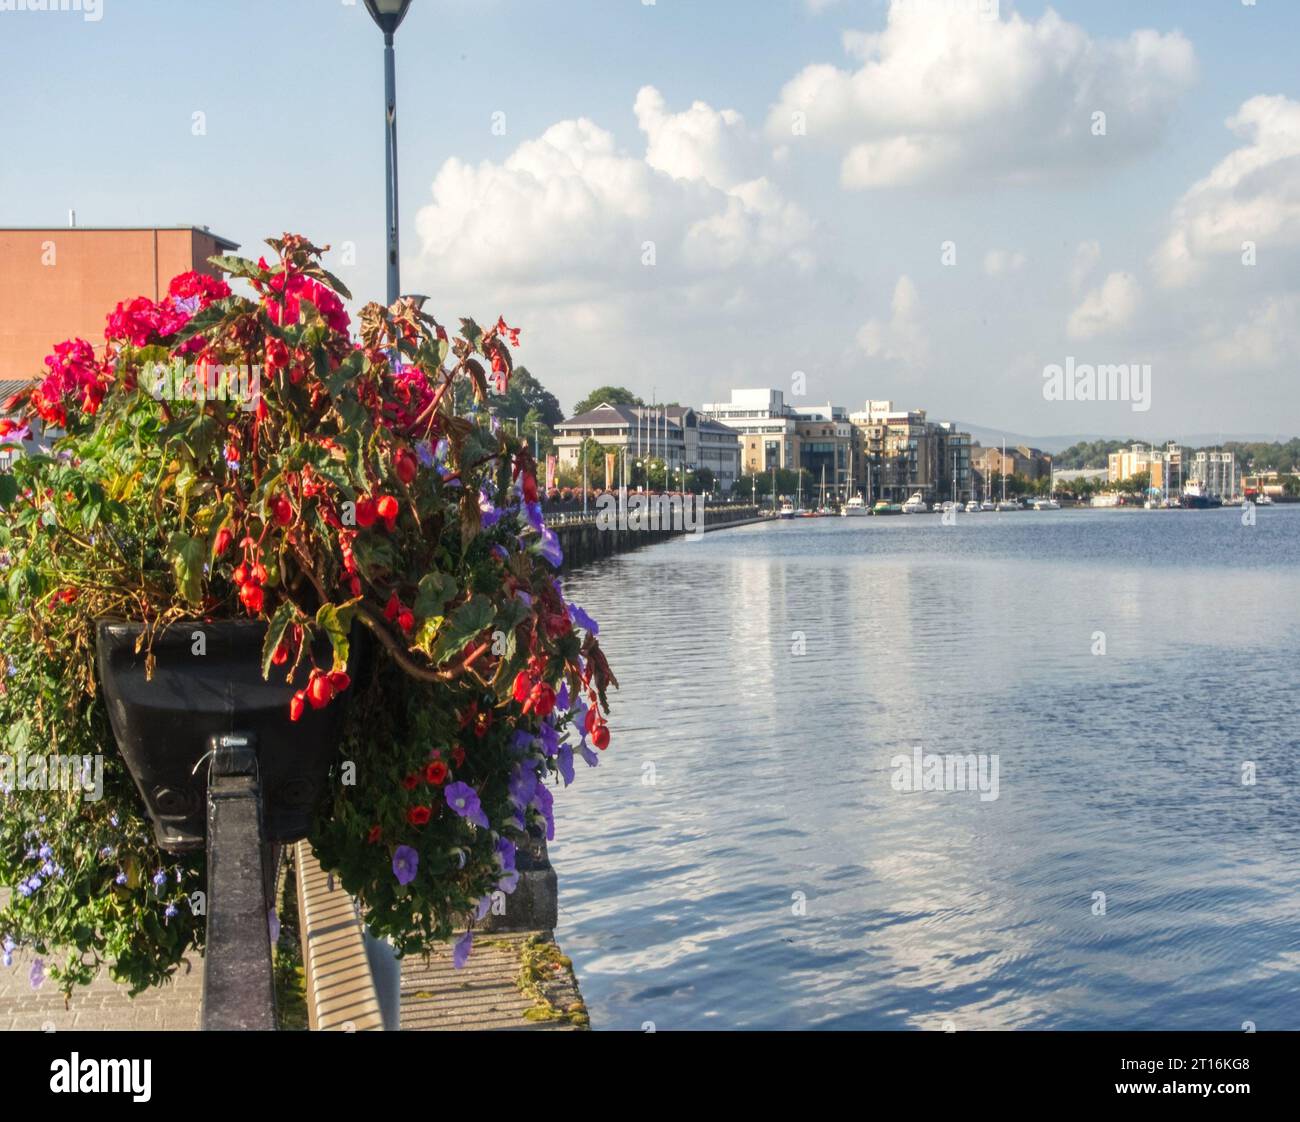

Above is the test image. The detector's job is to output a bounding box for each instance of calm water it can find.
[552,506,1300,1030]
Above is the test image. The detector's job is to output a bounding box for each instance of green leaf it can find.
[261,602,297,680]
[315,602,355,671]
[414,572,457,619]
[0,475,18,508]
[167,533,205,606]
[429,597,495,666]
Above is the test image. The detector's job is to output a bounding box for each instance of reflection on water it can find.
[553,508,1300,1030]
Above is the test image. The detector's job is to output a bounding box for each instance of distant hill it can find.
[958,422,1296,457]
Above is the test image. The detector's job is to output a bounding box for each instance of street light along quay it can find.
[363,0,415,305]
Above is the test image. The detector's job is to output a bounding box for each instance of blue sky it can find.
[2,0,1298,439]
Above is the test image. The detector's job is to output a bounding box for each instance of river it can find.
[552,506,1300,1030]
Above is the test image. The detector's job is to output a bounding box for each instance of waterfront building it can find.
[700,388,802,475]
[1189,450,1240,500]
[790,403,854,499]
[846,400,972,503]
[1107,442,1184,494]
[553,402,741,490]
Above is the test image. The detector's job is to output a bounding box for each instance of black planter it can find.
[96,619,358,853]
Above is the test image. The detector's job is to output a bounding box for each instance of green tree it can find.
[570,386,644,416]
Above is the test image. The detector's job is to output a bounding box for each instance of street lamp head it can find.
[364,0,414,34]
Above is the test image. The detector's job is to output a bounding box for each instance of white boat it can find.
[965,500,981,513]
[841,494,869,517]
[1256,493,1275,506]
[995,500,1019,512]
[902,492,928,514]
[1034,497,1061,511]
[778,500,796,519]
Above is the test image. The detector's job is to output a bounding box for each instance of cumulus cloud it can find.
[984,249,1027,277]
[767,2,1196,189]
[1067,272,1141,340]
[1152,95,1300,288]
[412,86,812,296]
[857,275,928,363]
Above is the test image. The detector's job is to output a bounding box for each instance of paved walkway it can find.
[400,931,587,1031]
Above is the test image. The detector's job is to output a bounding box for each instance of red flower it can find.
[367,825,382,844]
[513,671,534,704]
[397,609,415,634]
[327,670,351,692]
[289,692,306,722]
[355,497,378,529]
[270,495,293,527]
[529,682,556,718]
[394,449,418,485]
[407,805,432,827]
[239,582,265,615]
[307,672,334,709]
[592,723,610,751]
[376,494,400,531]
[425,760,448,786]
[384,591,401,623]
[271,642,290,667]
[451,745,466,768]
[521,473,539,505]
[401,773,421,791]
[213,528,233,557]
[472,709,492,739]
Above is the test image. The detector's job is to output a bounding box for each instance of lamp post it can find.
[363,0,415,306]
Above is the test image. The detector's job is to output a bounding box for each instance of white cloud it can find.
[1070,240,1102,293]
[1214,294,1300,366]
[1067,271,1141,340]
[768,3,1196,189]
[983,249,1027,277]
[857,275,928,363]
[1152,95,1300,288]
[413,86,811,296]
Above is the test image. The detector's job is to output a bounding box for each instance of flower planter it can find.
[95,619,359,853]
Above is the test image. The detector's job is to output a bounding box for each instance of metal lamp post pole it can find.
[383,31,401,305]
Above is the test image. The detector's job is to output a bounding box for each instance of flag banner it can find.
[546,454,557,494]
[605,453,615,491]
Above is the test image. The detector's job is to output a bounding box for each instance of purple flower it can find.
[556,682,570,711]
[514,588,533,608]
[509,764,538,808]
[152,869,167,888]
[474,896,493,922]
[115,871,127,886]
[535,526,563,568]
[523,501,545,532]
[480,487,503,529]
[38,843,52,860]
[392,845,419,886]
[567,602,599,635]
[557,743,575,787]
[539,720,559,758]
[416,440,436,468]
[29,958,44,990]
[452,929,473,969]
[491,544,509,562]
[268,908,280,944]
[445,781,489,829]
[496,837,517,874]
[532,781,555,841]
[580,744,601,769]
[165,904,178,922]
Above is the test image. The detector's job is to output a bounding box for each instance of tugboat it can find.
[1180,483,1222,510]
